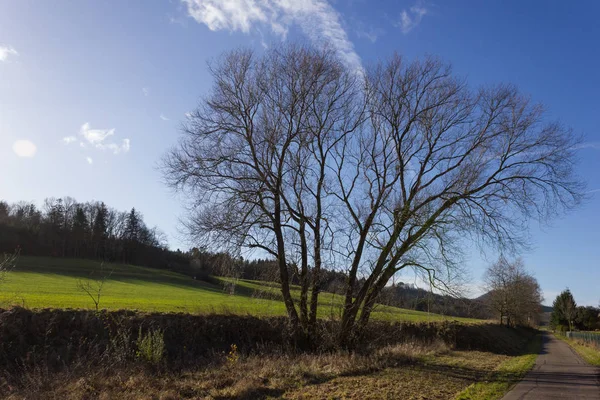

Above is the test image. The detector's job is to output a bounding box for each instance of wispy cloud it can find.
[142,87,150,97]
[160,114,170,121]
[395,3,428,34]
[182,0,362,70]
[169,15,187,26]
[12,140,36,157]
[63,123,130,155]
[356,26,382,43]
[62,136,77,144]
[86,156,94,165]
[0,45,18,62]
[103,138,130,154]
[572,142,600,151]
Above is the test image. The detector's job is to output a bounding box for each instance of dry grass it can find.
[0,308,538,399]
[454,334,542,400]
[1,340,534,400]
[3,342,449,399]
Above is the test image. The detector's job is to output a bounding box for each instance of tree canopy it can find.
[164,44,585,344]
[551,289,578,331]
[484,257,543,327]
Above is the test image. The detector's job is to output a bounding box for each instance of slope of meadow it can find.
[0,256,481,323]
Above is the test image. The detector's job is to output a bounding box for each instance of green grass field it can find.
[0,256,481,323]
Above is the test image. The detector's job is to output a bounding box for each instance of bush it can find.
[136,327,165,366]
[105,325,133,365]
[554,324,569,333]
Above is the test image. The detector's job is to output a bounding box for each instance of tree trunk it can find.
[274,197,300,332]
[339,300,361,347]
[308,244,320,336]
[308,168,324,336]
[357,267,395,332]
[299,221,309,332]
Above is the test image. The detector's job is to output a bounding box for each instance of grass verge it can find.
[453,333,542,400]
[556,335,600,366]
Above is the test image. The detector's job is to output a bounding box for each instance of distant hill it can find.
[477,291,552,313]
[380,283,490,320]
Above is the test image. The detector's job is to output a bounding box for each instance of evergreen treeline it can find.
[0,197,188,270]
[550,289,600,331]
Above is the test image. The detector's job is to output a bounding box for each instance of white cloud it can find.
[142,87,150,96]
[182,0,362,70]
[80,122,115,145]
[79,122,130,154]
[0,45,18,62]
[62,136,77,144]
[12,140,36,157]
[86,156,93,165]
[396,3,428,34]
[160,114,170,121]
[356,26,382,43]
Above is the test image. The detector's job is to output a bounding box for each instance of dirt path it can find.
[503,333,600,399]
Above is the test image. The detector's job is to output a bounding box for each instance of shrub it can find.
[136,327,165,366]
[106,325,133,365]
[226,344,239,365]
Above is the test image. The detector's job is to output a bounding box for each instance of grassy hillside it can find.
[0,256,482,323]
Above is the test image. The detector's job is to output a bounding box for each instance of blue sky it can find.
[1,0,599,305]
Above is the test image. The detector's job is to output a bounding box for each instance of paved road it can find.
[503,333,600,399]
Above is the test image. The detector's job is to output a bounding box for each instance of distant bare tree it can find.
[164,44,584,345]
[485,257,543,327]
[0,250,18,284]
[76,263,112,311]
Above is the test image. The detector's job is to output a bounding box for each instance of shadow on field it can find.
[13,256,280,299]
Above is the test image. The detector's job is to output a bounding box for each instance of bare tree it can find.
[164,44,584,345]
[0,250,18,284]
[485,257,543,327]
[76,263,112,311]
[164,44,362,336]
[332,55,582,343]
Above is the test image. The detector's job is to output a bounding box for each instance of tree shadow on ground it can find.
[13,257,288,303]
